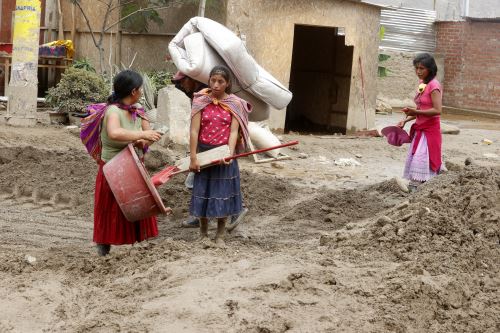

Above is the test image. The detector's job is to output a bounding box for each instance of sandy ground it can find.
[0,111,499,332]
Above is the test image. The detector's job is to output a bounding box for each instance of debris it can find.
[355,154,363,159]
[65,125,78,129]
[464,157,474,166]
[271,162,285,169]
[481,138,493,145]
[394,177,409,193]
[334,158,361,167]
[376,98,392,114]
[298,153,309,159]
[353,129,381,137]
[418,207,431,217]
[376,215,393,227]
[24,255,37,265]
[441,123,460,135]
[396,201,410,210]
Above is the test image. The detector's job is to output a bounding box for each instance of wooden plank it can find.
[175,145,231,172]
[248,139,291,164]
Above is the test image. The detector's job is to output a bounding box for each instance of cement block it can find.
[156,86,191,146]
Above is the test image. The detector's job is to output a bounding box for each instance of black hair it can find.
[107,69,143,104]
[413,53,438,83]
[208,65,232,93]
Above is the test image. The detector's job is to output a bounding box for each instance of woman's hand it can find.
[134,139,153,149]
[165,207,173,216]
[189,158,201,173]
[402,107,417,117]
[142,130,162,142]
[397,120,406,128]
[221,157,233,165]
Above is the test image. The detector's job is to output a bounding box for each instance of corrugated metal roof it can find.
[380,7,437,53]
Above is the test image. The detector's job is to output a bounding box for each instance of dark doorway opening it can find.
[285,24,354,134]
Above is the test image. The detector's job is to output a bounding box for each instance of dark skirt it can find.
[190,143,243,218]
[93,161,158,245]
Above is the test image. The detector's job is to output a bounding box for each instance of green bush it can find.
[46,67,109,114]
[72,58,96,72]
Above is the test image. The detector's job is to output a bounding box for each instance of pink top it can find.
[199,103,232,146]
[414,78,441,125]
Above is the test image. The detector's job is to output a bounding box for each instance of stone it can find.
[271,162,285,169]
[376,98,393,114]
[298,153,308,159]
[156,86,191,146]
[394,177,409,193]
[440,123,460,135]
[464,157,474,166]
[376,215,393,227]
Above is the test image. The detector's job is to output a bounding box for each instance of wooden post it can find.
[4,57,10,95]
[117,29,122,68]
[71,2,76,43]
[198,0,206,17]
[57,0,64,40]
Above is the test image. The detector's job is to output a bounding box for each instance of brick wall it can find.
[436,21,500,113]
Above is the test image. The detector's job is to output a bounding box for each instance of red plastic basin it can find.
[103,144,168,222]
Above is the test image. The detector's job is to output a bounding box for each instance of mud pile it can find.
[323,166,500,332]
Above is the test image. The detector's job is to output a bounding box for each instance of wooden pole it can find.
[198,0,206,17]
[71,2,76,43]
[57,0,64,40]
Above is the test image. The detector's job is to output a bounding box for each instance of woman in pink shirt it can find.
[398,53,443,191]
[189,66,251,247]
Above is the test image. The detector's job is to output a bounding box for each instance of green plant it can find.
[146,70,172,91]
[378,53,391,78]
[72,58,96,72]
[46,68,109,114]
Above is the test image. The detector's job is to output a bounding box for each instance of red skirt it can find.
[93,161,158,245]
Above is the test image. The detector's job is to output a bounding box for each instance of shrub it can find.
[46,67,109,114]
[72,58,96,72]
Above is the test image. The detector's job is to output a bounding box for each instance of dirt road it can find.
[0,113,499,332]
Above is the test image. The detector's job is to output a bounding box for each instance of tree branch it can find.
[73,0,99,48]
[104,0,184,32]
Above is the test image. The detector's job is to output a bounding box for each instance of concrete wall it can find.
[225,0,381,131]
[436,21,500,113]
[435,0,500,21]
[377,50,445,107]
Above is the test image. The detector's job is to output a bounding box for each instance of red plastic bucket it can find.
[103,144,168,221]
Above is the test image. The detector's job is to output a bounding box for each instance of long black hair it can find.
[413,53,438,83]
[107,69,143,103]
[208,65,232,93]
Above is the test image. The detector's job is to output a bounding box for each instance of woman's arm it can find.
[403,90,442,117]
[189,112,201,172]
[227,116,240,156]
[135,118,154,149]
[107,112,161,142]
[397,115,416,128]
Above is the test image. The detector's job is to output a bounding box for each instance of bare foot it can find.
[195,234,209,243]
[196,235,215,249]
[215,238,227,249]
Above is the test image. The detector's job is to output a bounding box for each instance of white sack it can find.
[248,122,281,158]
[169,17,292,110]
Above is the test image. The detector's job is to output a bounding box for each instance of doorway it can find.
[285,24,354,134]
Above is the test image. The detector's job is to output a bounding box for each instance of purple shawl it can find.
[80,103,147,161]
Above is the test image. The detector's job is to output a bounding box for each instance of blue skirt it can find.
[190,143,243,218]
